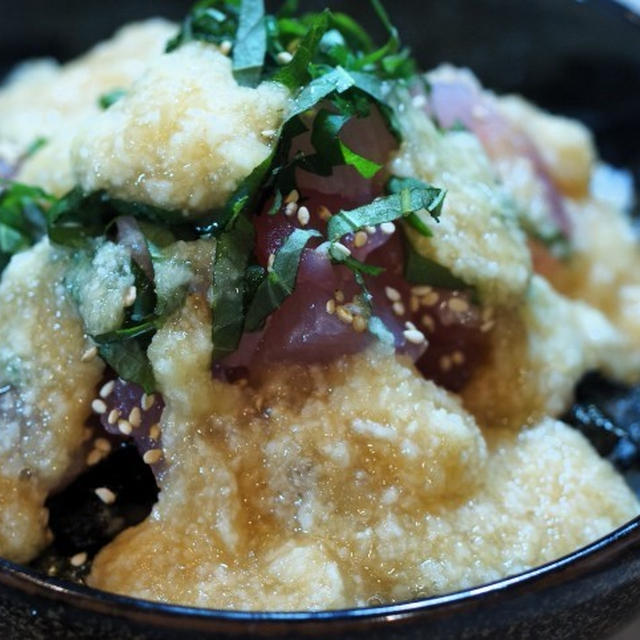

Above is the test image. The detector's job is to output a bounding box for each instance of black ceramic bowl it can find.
[2,1,640,638]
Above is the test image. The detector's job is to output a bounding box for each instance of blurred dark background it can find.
[1,0,640,174]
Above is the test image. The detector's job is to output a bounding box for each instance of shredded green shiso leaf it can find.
[0,0,464,389]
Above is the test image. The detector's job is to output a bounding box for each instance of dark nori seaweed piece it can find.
[563,372,640,473]
[29,442,159,582]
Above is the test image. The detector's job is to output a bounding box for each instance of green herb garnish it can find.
[99,89,127,110]
[0,181,53,273]
[244,227,320,331]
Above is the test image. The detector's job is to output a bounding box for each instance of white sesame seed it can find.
[380,222,396,235]
[219,40,232,55]
[392,301,406,316]
[385,286,402,302]
[404,320,417,331]
[80,346,98,363]
[448,297,470,313]
[421,314,436,332]
[353,231,368,248]
[129,407,142,428]
[403,328,426,345]
[276,51,293,64]
[99,380,115,399]
[284,189,299,204]
[331,243,351,260]
[334,289,345,303]
[95,487,116,505]
[123,286,137,307]
[326,299,336,314]
[91,399,107,415]
[284,201,298,217]
[353,316,368,333]
[260,129,276,139]
[143,449,163,465]
[117,419,132,436]
[94,438,112,454]
[267,253,276,271]
[297,205,310,226]
[141,393,155,411]
[317,205,332,221]
[107,409,120,425]
[336,306,354,324]
[365,225,376,235]
[411,285,433,296]
[149,424,161,441]
[70,552,87,567]
[86,450,103,466]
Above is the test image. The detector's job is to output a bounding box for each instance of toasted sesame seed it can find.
[99,380,115,398]
[70,552,87,567]
[80,346,98,363]
[91,399,107,415]
[86,449,103,466]
[440,355,452,372]
[334,289,345,303]
[452,350,465,365]
[403,328,426,344]
[143,449,163,465]
[94,438,111,453]
[336,306,354,324]
[129,407,142,428]
[107,409,120,425]
[219,40,232,55]
[117,419,132,436]
[353,316,367,333]
[331,243,351,260]
[421,314,436,332]
[448,297,470,313]
[392,301,406,316]
[284,201,298,217]
[276,51,293,64]
[410,296,420,313]
[267,253,276,271]
[297,206,310,226]
[141,393,155,411]
[149,424,161,441]
[380,222,396,235]
[326,299,336,314]
[123,286,137,307]
[411,285,433,296]
[481,321,495,333]
[353,231,368,248]
[385,286,402,302]
[422,291,440,306]
[95,487,116,505]
[285,189,299,204]
[318,205,332,221]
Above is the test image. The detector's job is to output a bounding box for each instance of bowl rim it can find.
[2,0,640,633]
[1,515,640,632]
